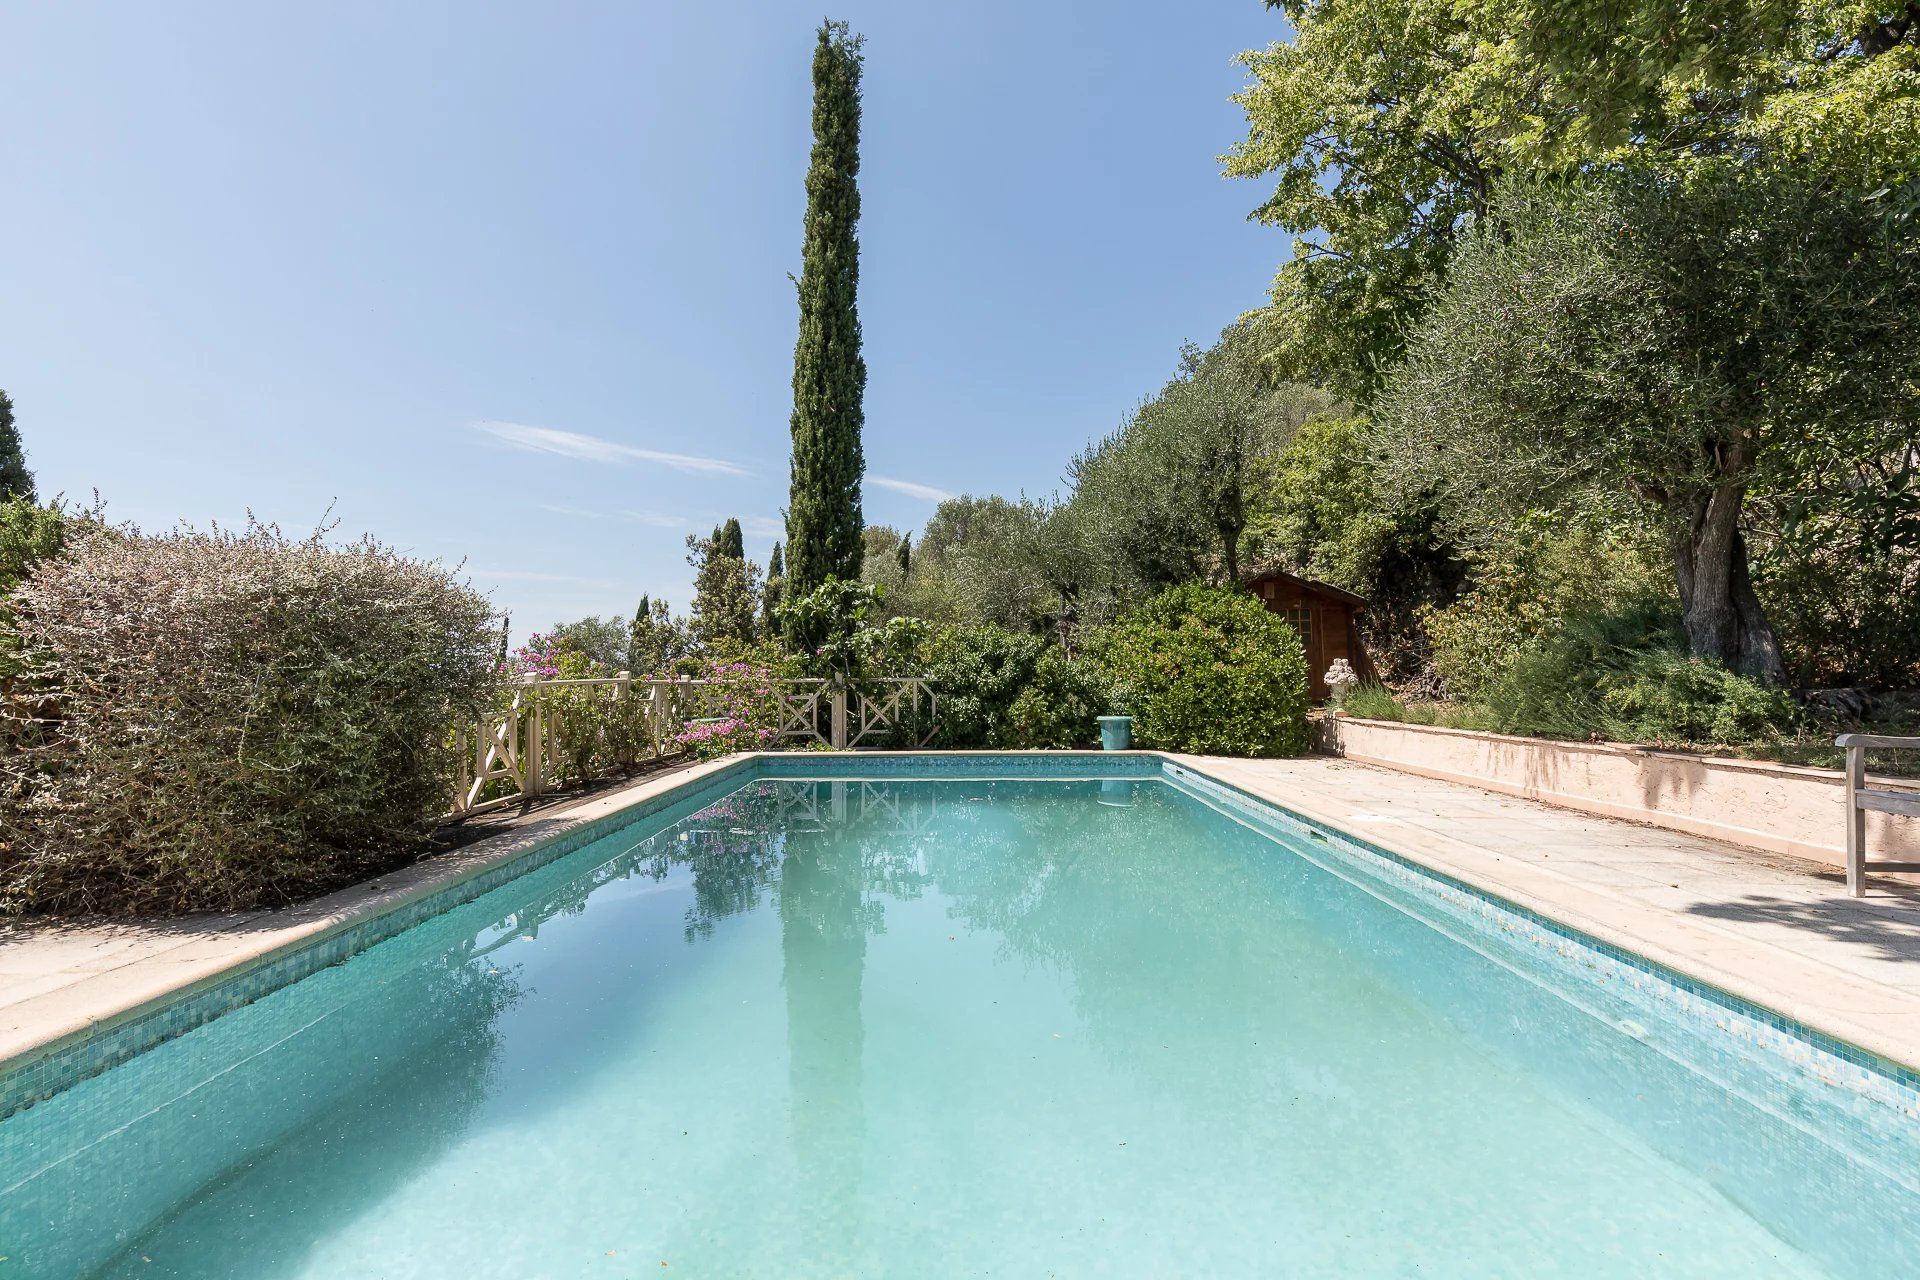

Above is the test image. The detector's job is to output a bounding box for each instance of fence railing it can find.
[450,673,937,817]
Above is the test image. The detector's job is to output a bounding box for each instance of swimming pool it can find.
[3,756,1918,1277]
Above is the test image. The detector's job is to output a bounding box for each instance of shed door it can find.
[1278,600,1328,700]
[1314,602,1351,697]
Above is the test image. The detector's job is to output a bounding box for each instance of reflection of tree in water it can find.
[913,781,1339,1102]
[622,780,935,943]
[140,781,926,1280]
[775,782,915,1274]
[643,784,791,940]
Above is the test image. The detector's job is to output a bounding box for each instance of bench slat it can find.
[1856,789,1920,819]
[1836,734,1920,750]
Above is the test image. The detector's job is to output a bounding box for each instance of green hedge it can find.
[1,523,500,915]
[1091,583,1309,757]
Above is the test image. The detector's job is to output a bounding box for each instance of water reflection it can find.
[3,777,1917,1278]
[780,783,871,1271]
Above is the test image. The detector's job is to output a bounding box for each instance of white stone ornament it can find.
[1325,658,1360,705]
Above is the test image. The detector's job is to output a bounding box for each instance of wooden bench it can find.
[1838,734,1920,896]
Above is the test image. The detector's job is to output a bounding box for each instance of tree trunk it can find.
[1221,524,1242,586]
[1727,528,1787,683]
[1669,486,1786,683]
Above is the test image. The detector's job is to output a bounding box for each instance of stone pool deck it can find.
[4,752,1919,1083]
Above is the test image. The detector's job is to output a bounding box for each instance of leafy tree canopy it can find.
[687,533,763,649]
[1070,326,1338,587]
[1225,0,1920,397]
[712,518,745,563]
[1374,165,1920,678]
[548,615,632,672]
[629,597,694,675]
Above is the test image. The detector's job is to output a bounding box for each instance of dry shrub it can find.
[0,523,500,914]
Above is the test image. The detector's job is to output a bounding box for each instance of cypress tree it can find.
[630,595,650,666]
[716,518,745,562]
[896,532,911,577]
[784,20,867,629]
[0,389,34,503]
[763,541,785,633]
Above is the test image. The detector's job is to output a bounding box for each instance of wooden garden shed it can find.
[1244,570,1374,702]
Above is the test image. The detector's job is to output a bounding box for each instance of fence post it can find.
[614,671,632,769]
[1846,739,1867,897]
[522,673,544,798]
[830,681,849,750]
[452,723,469,815]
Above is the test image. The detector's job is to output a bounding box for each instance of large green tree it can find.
[1225,0,1920,399]
[549,615,631,671]
[629,596,693,674]
[785,19,868,624]
[0,390,33,502]
[687,532,762,649]
[1375,167,1920,680]
[1070,328,1337,587]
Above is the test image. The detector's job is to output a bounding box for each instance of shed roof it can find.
[1243,569,1368,610]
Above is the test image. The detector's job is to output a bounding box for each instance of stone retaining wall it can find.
[1314,716,1920,869]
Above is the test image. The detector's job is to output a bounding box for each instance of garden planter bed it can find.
[1314,715,1920,869]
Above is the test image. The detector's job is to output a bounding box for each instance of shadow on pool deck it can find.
[1685,881,1920,968]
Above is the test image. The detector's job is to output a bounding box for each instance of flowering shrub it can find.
[510,638,660,784]
[1,522,500,914]
[667,659,786,758]
[543,646,614,784]
[670,716,779,760]
[507,632,566,679]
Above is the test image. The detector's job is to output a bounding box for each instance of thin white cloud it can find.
[870,475,954,503]
[468,568,615,587]
[537,503,690,529]
[740,515,785,538]
[474,421,749,477]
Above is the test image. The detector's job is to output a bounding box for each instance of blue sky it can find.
[1,1,1291,635]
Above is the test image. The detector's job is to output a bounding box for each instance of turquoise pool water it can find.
[4,770,1919,1277]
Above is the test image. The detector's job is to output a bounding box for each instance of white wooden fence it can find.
[450,673,937,817]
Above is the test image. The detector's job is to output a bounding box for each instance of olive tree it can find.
[548,615,631,671]
[1376,168,1920,680]
[1070,327,1337,588]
